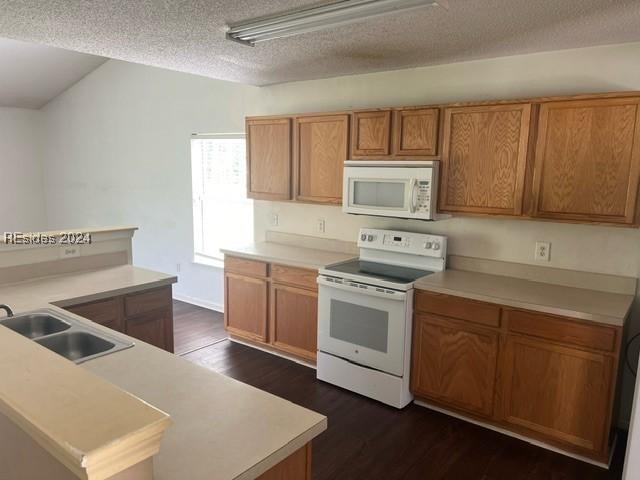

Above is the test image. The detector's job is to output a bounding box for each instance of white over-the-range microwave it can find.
[342,161,439,220]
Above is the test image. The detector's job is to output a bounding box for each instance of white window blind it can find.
[191,134,252,265]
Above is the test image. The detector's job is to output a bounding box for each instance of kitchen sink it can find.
[0,309,134,363]
[0,313,71,339]
[36,331,116,362]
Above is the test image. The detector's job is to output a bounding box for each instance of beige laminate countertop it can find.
[415,269,635,326]
[221,242,355,270]
[0,265,327,479]
[82,329,327,480]
[0,264,177,313]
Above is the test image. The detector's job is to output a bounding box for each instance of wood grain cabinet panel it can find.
[247,117,292,200]
[411,314,499,417]
[65,297,124,332]
[439,104,531,215]
[393,108,439,157]
[224,272,269,342]
[257,443,312,480]
[271,264,318,290]
[224,255,268,278]
[270,283,318,361]
[500,335,613,454]
[295,114,349,204]
[351,110,392,157]
[415,290,501,328]
[126,310,171,351]
[532,97,640,224]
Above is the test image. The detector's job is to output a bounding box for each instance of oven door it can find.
[317,276,409,377]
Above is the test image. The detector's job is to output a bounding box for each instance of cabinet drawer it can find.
[125,287,172,317]
[415,290,501,328]
[225,255,268,277]
[66,297,123,331]
[505,309,618,352]
[271,264,317,290]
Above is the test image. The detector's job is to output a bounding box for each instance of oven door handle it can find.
[317,276,407,301]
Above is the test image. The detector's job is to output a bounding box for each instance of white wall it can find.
[252,41,640,426]
[0,107,46,231]
[41,60,259,310]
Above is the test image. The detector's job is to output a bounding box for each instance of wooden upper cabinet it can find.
[439,104,531,215]
[411,313,499,418]
[500,335,613,454]
[393,108,439,157]
[246,117,292,200]
[351,110,392,157]
[532,97,640,224]
[295,114,349,204]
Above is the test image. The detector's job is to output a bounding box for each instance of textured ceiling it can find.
[0,1,639,86]
[0,37,106,109]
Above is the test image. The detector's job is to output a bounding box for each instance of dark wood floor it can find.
[172,300,227,355]
[174,302,626,480]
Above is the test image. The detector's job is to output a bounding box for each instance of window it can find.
[191,134,252,266]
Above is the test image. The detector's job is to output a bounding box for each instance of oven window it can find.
[329,300,389,352]
[352,181,405,209]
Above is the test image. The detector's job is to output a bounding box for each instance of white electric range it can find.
[316,228,447,408]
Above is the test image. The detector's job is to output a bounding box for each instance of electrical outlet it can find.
[270,213,279,227]
[317,218,326,234]
[60,246,81,259]
[535,241,551,262]
[176,263,181,273]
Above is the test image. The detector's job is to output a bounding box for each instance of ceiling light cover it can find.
[226,0,447,46]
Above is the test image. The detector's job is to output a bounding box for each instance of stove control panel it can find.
[357,228,447,259]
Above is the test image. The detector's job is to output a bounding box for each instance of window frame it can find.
[190,133,251,268]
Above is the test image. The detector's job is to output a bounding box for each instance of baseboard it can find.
[172,293,223,313]
[414,399,611,469]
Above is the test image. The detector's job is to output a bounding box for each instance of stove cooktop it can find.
[323,260,434,286]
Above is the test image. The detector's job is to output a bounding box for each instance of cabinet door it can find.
[411,313,499,417]
[65,297,124,332]
[295,114,349,204]
[393,108,439,157]
[500,335,612,453]
[351,110,392,157]
[532,97,640,224]
[270,283,318,361]
[224,272,268,342]
[126,310,171,351]
[246,117,292,200]
[439,104,531,215]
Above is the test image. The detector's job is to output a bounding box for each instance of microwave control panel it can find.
[416,181,432,212]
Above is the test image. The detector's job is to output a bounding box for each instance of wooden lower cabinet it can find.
[224,272,268,342]
[270,283,318,361]
[411,290,622,461]
[411,313,499,417]
[257,443,312,480]
[500,335,613,453]
[224,257,318,362]
[63,286,174,353]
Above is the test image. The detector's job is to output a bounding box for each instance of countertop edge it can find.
[415,283,628,327]
[51,275,178,308]
[236,418,328,480]
[220,247,349,270]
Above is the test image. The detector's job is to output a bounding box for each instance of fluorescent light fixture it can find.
[226,0,447,46]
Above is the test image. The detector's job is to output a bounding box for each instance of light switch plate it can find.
[270,214,279,227]
[535,241,551,262]
[317,218,326,234]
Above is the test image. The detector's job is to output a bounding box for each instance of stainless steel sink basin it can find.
[0,313,71,339]
[0,309,134,363]
[36,331,116,362]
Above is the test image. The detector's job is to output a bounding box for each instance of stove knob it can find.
[367,234,375,242]
[360,233,367,241]
[433,242,441,251]
[424,241,433,249]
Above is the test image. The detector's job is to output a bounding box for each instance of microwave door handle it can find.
[409,178,418,213]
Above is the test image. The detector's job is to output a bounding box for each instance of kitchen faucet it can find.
[0,304,13,317]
